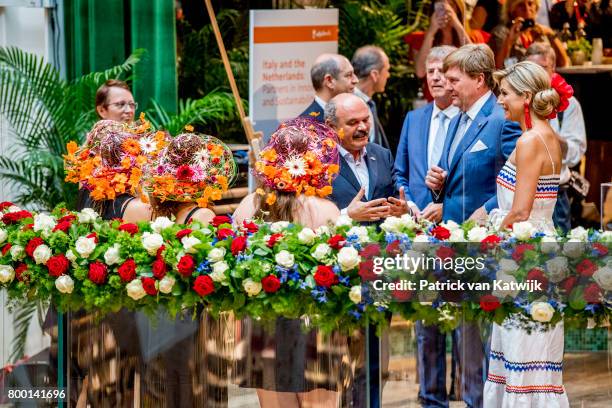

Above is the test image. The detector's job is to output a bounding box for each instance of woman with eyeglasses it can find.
[95,79,138,123]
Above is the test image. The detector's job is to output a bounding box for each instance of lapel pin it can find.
[370,156,376,161]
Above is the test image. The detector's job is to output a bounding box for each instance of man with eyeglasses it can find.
[95,79,137,123]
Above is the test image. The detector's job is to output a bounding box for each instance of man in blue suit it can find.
[426,44,521,408]
[395,45,462,408]
[325,93,409,408]
[300,54,358,123]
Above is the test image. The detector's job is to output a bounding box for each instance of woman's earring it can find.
[524,101,532,129]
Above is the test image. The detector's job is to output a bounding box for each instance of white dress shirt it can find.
[428,103,460,166]
[550,96,587,185]
[464,90,492,126]
[314,95,327,110]
[353,87,377,143]
[338,144,370,215]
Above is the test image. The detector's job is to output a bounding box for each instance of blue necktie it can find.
[448,112,469,166]
[429,111,447,168]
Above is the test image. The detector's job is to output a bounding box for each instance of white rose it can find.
[10,245,24,261]
[349,285,362,304]
[33,213,56,234]
[347,226,370,243]
[275,250,295,268]
[448,229,466,242]
[66,249,77,262]
[243,278,262,297]
[492,273,520,298]
[399,213,419,230]
[512,221,536,241]
[499,259,520,274]
[337,246,360,271]
[0,265,15,283]
[380,217,402,233]
[593,266,612,291]
[540,236,560,254]
[207,247,226,262]
[562,239,585,258]
[298,228,316,244]
[141,232,164,255]
[182,236,202,254]
[530,302,554,323]
[55,275,74,294]
[77,208,98,223]
[210,261,229,282]
[271,221,290,233]
[545,256,569,283]
[412,234,430,252]
[151,216,174,233]
[441,220,461,231]
[0,228,6,244]
[126,279,146,300]
[158,276,176,294]
[104,244,121,265]
[335,215,353,227]
[467,226,488,242]
[75,236,97,258]
[569,226,589,241]
[315,226,330,236]
[7,205,21,213]
[262,263,272,272]
[313,243,332,261]
[33,244,52,265]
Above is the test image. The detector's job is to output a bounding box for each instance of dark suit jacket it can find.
[299,99,325,123]
[329,143,397,211]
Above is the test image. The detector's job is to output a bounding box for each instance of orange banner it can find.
[254,25,338,44]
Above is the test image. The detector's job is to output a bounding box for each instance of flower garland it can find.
[0,202,610,333]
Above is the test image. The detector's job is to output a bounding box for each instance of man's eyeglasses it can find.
[108,101,138,110]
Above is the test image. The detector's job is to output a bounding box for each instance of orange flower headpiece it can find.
[253,117,340,201]
[145,132,237,207]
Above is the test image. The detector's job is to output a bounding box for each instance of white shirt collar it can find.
[465,90,492,121]
[314,95,327,110]
[432,102,460,120]
[353,87,371,103]
[337,143,367,161]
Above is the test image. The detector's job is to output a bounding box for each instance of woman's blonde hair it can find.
[502,0,540,23]
[494,61,560,118]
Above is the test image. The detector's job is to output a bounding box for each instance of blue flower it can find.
[332,265,341,274]
[211,237,219,246]
[385,233,397,244]
[338,275,350,286]
[349,310,362,319]
[289,270,301,282]
[196,260,211,274]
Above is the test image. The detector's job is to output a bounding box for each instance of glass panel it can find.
[601,182,612,231]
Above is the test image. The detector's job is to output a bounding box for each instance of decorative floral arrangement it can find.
[253,117,340,205]
[547,73,574,120]
[0,202,610,334]
[146,132,237,207]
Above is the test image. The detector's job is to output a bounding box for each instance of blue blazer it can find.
[329,143,397,211]
[439,93,521,223]
[394,103,436,211]
[299,100,324,123]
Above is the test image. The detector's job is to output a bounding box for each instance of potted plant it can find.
[567,38,593,65]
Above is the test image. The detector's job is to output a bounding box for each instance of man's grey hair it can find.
[324,98,339,126]
[311,57,341,91]
[426,45,457,65]
[525,42,557,68]
[351,45,386,79]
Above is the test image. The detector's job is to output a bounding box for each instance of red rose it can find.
[385,240,401,256]
[176,228,193,240]
[176,165,194,180]
[88,262,107,284]
[480,295,501,312]
[314,265,338,288]
[193,275,215,296]
[392,287,414,301]
[151,258,167,279]
[58,214,76,224]
[211,215,232,227]
[23,223,34,231]
[328,234,346,250]
[242,220,259,234]
[118,223,139,235]
[358,259,378,281]
[526,268,548,290]
[267,233,283,248]
[53,220,71,233]
[47,254,70,277]
[231,236,247,256]
[593,243,608,257]
[262,274,281,293]
[2,243,12,256]
[481,235,502,251]
[559,276,577,293]
[142,277,157,295]
[431,226,451,240]
[117,259,137,282]
[436,246,455,261]
[156,245,166,258]
[25,237,44,258]
[177,255,195,277]
[584,283,603,304]
[360,243,381,259]
[86,232,98,243]
[217,228,235,240]
[2,210,32,224]
[577,259,597,277]
[15,263,28,282]
[512,243,535,261]
[0,201,14,211]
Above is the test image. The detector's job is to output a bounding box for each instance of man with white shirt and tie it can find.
[426,44,521,408]
[352,45,392,150]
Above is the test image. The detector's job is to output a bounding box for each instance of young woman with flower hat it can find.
[233,118,348,408]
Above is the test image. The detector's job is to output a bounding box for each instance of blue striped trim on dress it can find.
[489,350,562,371]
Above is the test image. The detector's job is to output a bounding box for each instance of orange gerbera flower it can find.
[263,165,278,179]
[122,138,141,155]
[317,185,333,197]
[210,144,224,158]
[261,148,278,163]
[326,164,339,175]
